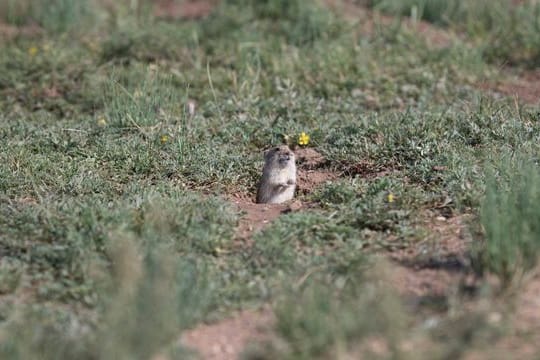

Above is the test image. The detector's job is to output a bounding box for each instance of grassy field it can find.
[1,0,540,359]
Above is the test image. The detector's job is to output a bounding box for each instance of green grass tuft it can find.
[370,0,540,67]
[473,159,540,285]
[0,0,94,33]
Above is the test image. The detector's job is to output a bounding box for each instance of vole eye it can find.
[274,147,280,152]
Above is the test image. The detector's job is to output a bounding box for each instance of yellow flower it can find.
[97,117,107,127]
[160,134,169,144]
[298,132,310,146]
[28,46,38,57]
[387,193,394,203]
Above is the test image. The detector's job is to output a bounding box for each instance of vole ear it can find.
[262,146,276,157]
[262,147,271,160]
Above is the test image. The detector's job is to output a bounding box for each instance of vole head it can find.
[265,145,295,168]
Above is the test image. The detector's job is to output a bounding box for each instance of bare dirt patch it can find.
[342,159,400,179]
[479,69,540,106]
[462,269,540,360]
[486,269,540,359]
[295,147,338,195]
[0,22,42,42]
[153,0,217,20]
[389,265,458,299]
[294,147,327,169]
[388,214,471,310]
[391,212,470,268]
[230,194,289,243]
[296,169,336,195]
[181,307,275,360]
[514,270,540,337]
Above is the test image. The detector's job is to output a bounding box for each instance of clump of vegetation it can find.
[201,0,341,46]
[473,159,540,286]
[370,0,540,67]
[272,262,407,360]
[0,237,210,359]
[0,0,93,33]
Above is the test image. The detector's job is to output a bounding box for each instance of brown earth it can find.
[230,194,288,243]
[295,147,337,195]
[181,307,275,360]
[0,22,42,42]
[389,214,470,303]
[471,269,540,360]
[391,212,470,267]
[153,0,217,20]
[342,159,401,179]
[479,69,540,106]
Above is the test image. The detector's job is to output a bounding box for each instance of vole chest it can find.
[266,166,295,184]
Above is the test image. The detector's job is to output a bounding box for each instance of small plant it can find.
[473,161,540,286]
[97,236,206,359]
[271,261,408,359]
[204,0,341,46]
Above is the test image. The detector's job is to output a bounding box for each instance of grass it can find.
[0,0,93,32]
[271,264,408,359]
[1,0,540,358]
[473,158,540,286]
[369,0,540,67]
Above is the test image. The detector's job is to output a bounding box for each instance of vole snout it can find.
[279,152,292,162]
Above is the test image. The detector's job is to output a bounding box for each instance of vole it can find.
[256,145,296,204]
